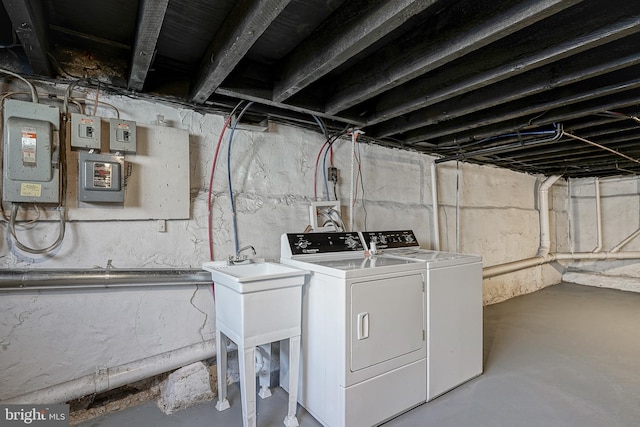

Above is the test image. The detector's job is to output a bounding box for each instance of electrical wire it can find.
[356,140,368,231]
[207,101,244,261]
[0,31,20,49]
[228,102,254,255]
[71,98,120,118]
[457,129,557,151]
[312,115,328,140]
[9,204,66,254]
[0,68,38,103]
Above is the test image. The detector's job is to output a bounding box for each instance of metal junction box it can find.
[70,113,101,149]
[2,99,61,203]
[109,118,137,153]
[78,151,125,203]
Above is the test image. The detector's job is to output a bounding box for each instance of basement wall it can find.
[0,80,567,401]
[565,177,640,292]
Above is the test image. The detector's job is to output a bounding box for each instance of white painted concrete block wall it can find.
[568,177,640,281]
[0,81,568,400]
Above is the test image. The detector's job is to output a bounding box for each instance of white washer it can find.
[361,230,483,401]
[280,232,427,427]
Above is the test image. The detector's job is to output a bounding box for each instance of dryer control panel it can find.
[360,230,420,250]
[283,232,364,256]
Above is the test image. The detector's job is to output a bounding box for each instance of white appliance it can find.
[280,232,427,427]
[361,230,483,401]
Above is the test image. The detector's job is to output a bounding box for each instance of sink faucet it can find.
[228,245,256,264]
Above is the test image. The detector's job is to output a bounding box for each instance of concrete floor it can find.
[80,283,640,427]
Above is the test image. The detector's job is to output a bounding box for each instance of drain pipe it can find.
[484,175,561,278]
[536,175,562,257]
[611,228,640,252]
[1,340,216,404]
[430,161,441,250]
[592,177,603,252]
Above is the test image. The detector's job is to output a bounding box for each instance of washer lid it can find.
[281,254,426,279]
[384,248,482,265]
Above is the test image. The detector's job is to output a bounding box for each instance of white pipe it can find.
[555,251,640,261]
[2,340,216,404]
[430,161,440,250]
[483,251,640,278]
[592,177,603,252]
[611,228,640,253]
[484,174,560,278]
[483,255,554,279]
[536,175,562,257]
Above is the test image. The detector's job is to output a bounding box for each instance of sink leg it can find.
[283,335,300,427]
[258,343,272,399]
[215,329,230,411]
[239,345,257,427]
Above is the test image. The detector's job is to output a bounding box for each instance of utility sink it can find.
[203,261,308,294]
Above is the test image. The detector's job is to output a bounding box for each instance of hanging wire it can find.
[207,101,245,261]
[0,68,38,103]
[311,115,329,140]
[356,140,368,231]
[227,102,255,254]
[9,205,66,254]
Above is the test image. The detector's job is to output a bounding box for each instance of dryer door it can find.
[350,273,424,372]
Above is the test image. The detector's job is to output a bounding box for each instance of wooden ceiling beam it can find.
[272,0,439,103]
[2,0,51,75]
[324,0,583,115]
[128,0,169,91]
[189,0,292,104]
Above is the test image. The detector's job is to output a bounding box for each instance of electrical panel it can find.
[78,151,125,203]
[109,118,137,153]
[70,113,101,149]
[2,99,60,203]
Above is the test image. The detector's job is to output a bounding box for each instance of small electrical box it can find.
[78,151,125,203]
[2,99,60,203]
[109,118,137,153]
[70,113,101,149]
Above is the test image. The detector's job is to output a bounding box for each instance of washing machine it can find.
[360,230,483,401]
[279,232,427,427]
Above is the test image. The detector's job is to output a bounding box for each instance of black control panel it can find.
[360,230,420,249]
[285,232,365,255]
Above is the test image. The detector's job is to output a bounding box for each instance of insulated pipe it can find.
[0,269,211,291]
[555,251,640,261]
[592,177,603,252]
[611,228,640,253]
[483,251,640,278]
[536,175,562,257]
[1,340,216,404]
[483,255,554,279]
[430,161,440,250]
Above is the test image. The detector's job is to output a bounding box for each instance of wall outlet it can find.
[328,167,338,183]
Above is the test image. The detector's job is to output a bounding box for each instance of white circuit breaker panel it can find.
[109,118,136,153]
[2,99,61,203]
[78,151,125,203]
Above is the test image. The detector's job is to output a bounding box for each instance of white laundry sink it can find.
[203,261,308,293]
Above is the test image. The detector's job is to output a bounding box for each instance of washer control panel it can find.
[360,230,420,250]
[284,232,365,255]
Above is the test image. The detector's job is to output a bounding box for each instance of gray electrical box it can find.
[2,99,61,203]
[70,113,101,149]
[109,118,137,153]
[78,152,125,203]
